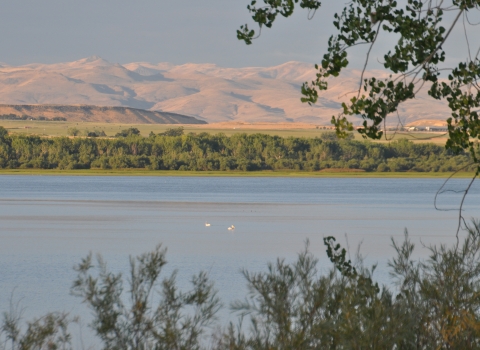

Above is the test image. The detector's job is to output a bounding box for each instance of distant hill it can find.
[0,56,450,125]
[0,104,206,124]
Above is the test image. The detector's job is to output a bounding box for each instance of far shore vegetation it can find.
[0,125,474,174]
[0,113,67,122]
[0,169,475,178]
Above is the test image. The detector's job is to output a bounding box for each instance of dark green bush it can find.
[115,128,141,138]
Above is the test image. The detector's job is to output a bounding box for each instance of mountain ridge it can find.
[0,104,206,124]
[0,56,450,125]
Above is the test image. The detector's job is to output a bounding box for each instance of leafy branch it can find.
[239,0,480,170]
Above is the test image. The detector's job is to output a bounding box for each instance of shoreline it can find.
[0,169,475,178]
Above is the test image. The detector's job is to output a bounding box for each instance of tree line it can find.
[0,126,475,172]
[0,114,67,121]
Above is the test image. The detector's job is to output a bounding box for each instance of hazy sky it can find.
[1,1,478,68]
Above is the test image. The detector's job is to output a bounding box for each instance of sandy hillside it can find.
[0,56,450,125]
[0,104,206,124]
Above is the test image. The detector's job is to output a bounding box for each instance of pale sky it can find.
[1,1,478,69]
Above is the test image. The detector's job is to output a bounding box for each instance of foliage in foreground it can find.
[238,1,480,168]
[0,126,474,172]
[3,222,480,349]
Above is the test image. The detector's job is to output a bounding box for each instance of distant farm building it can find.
[425,126,447,132]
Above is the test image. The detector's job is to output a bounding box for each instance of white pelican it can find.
[205,222,211,227]
[228,225,235,231]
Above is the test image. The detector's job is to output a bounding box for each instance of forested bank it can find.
[0,126,474,172]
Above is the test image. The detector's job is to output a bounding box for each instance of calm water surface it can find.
[1,175,479,344]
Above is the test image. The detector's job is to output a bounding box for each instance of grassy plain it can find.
[0,168,474,178]
[0,120,449,144]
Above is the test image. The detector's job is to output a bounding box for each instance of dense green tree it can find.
[159,127,184,137]
[0,126,8,139]
[0,132,475,172]
[83,129,106,138]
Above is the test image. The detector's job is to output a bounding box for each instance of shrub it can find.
[159,127,184,137]
[4,223,480,348]
[71,245,221,349]
[217,222,480,349]
[67,127,80,137]
[115,128,141,138]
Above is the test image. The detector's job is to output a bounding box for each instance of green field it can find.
[0,120,448,143]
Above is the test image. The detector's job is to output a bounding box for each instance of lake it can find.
[1,175,479,346]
